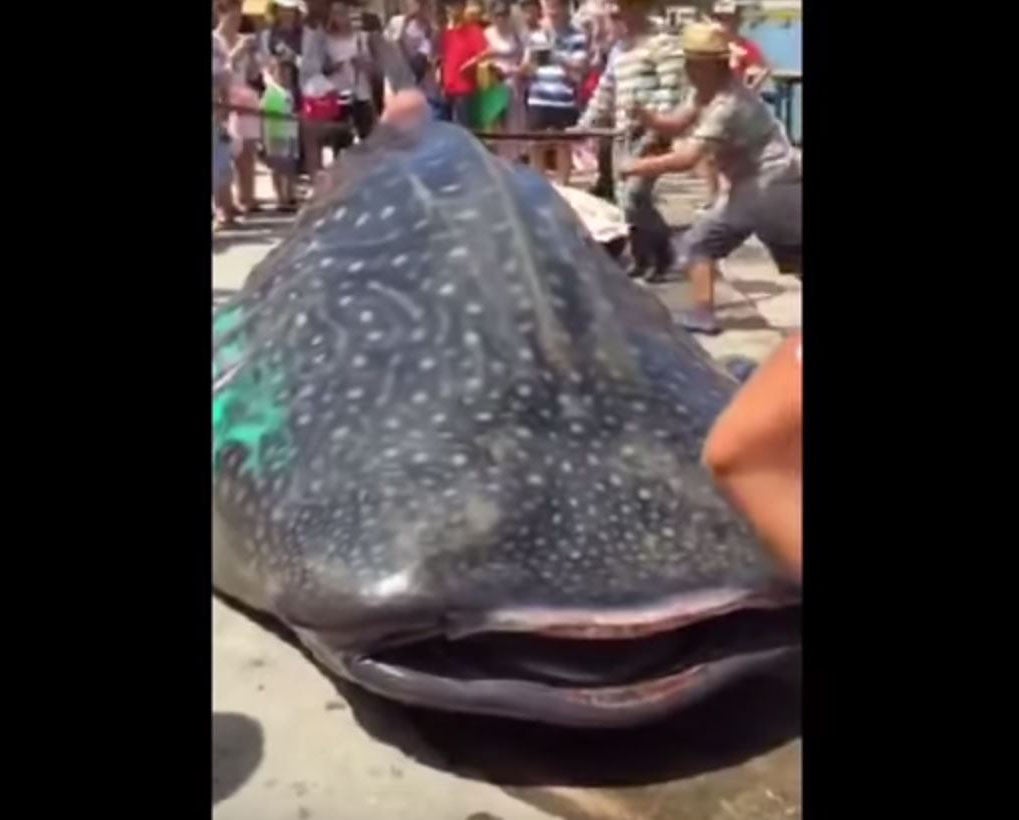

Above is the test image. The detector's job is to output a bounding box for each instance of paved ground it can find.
[213,165,801,820]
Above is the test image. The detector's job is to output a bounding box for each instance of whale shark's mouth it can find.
[326,595,800,727]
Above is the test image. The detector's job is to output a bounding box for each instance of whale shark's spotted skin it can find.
[213,120,789,723]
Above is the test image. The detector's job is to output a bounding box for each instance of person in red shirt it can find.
[711,1,771,92]
[439,0,491,127]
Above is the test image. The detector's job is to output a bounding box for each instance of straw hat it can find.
[681,22,731,60]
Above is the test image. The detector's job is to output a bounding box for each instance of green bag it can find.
[261,84,295,142]
[470,84,511,130]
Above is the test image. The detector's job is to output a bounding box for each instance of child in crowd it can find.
[261,56,301,212]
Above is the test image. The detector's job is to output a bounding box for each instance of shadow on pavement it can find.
[213,712,265,805]
[729,279,790,298]
[714,313,798,334]
[213,215,295,255]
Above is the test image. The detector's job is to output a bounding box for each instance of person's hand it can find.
[617,160,635,179]
[702,334,803,582]
[628,103,654,129]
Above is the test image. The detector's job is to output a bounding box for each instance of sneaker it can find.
[677,307,722,335]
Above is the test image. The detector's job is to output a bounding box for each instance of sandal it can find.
[676,307,722,336]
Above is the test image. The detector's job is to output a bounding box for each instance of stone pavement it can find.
[213,166,801,820]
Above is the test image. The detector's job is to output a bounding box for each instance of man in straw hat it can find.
[621,21,801,334]
[575,0,685,282]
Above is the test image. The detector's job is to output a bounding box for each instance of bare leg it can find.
[491,113,516,162]
[678,258,721,334]
[302,127,321,179]
[235,141,257,211]
[214,184,237,228]
[689,258,717,310]
[555,143,571,185]
[529,142,546,175]
[271,171,284,207]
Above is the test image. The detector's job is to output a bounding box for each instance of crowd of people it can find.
[212,0,799,334]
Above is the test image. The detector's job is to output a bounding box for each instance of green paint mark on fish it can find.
[213,304,293,478]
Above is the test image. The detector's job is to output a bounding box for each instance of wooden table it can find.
[770,69,802,146]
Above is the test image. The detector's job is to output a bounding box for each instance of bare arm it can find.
[633,104,701,139]
[459,47,494,74]
[620,137,708,178]
[576,59,615,129]
[702,335,802,581]
[228,34,257,68]
[299,28,325,85]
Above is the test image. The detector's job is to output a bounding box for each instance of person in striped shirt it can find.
[576,0,685,282]
[522,0,589,183]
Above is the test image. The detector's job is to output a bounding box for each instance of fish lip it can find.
[445,586,800,641]
[296,589,800,727]
[338,646,799,728]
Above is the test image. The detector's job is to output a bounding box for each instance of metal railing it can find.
[214,102,621,144]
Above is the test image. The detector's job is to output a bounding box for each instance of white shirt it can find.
[325,33,372,101]
[385,15,433,57]
[485,24,524,77]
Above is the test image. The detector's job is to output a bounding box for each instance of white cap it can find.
[712,1,739,14]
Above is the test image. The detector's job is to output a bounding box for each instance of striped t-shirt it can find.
[526,23,589,110]
[577,32,685,133]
